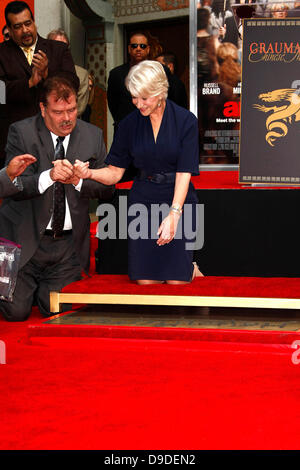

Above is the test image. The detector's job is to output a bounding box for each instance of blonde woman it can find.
[75,60,203,284]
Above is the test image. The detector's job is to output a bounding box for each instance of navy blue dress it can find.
[106,100,199,281]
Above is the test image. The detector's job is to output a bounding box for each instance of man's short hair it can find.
[197,7,210,31]
[128,30,149,44]
[47,29,70,47]
[39,76,77,106]
[5,1,34,27]
[158,52,177,72]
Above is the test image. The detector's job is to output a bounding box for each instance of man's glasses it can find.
[130,43,148,49]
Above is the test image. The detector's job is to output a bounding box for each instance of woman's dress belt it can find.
[136,170,176,184]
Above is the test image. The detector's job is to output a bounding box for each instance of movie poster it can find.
[240,18,300,184]
[198,78,240,165]
[197,3,241,165]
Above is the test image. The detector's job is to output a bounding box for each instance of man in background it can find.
[107,30,151,131]
[2,25,10,42]
[107,30,181,131]
[107,31,180,182]
[47,29,89,118]
[107,31,151,182]
[156,52,188,109]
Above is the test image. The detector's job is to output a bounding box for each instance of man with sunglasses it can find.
[107,31,151,131]
[108,31,185,131]
[128,39,150,64]
[107,31,180,183]
[107,32,152,183]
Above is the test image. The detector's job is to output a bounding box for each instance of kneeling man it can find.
[0,76,114,321]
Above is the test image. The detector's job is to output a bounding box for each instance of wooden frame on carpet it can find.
[49,291,300,313]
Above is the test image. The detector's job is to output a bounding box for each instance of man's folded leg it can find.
[0,234,82,321]
[0,266,38,322]
[35,246,82,317]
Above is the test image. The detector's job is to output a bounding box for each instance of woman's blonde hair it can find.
[125,60,169,100]
[271,2,289,11]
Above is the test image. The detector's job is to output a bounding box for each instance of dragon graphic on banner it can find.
[253,88,300,147]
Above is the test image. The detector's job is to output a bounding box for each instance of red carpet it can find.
[1,308,300,450]
[61,274,300,299]
[1,176,300,450]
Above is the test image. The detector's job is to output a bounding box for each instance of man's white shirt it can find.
[38,132,83,230]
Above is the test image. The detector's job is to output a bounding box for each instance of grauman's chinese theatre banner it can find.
[239,19,300,185]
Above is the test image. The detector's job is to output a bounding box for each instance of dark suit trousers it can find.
[0,232,82,321]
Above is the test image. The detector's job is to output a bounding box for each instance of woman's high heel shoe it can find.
[192,262,204,279]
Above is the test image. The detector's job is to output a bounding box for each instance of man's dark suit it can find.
[0,113,114,321]
[170,74,188,109]
[0,34,79,165]
[0,34,79,124]
[0,168,19,198]
[107,62,136,127]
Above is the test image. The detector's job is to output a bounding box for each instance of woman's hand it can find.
[157,211,181,246]
[73,159,92,179]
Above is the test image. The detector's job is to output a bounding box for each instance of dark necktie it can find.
[51,136,66,237]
